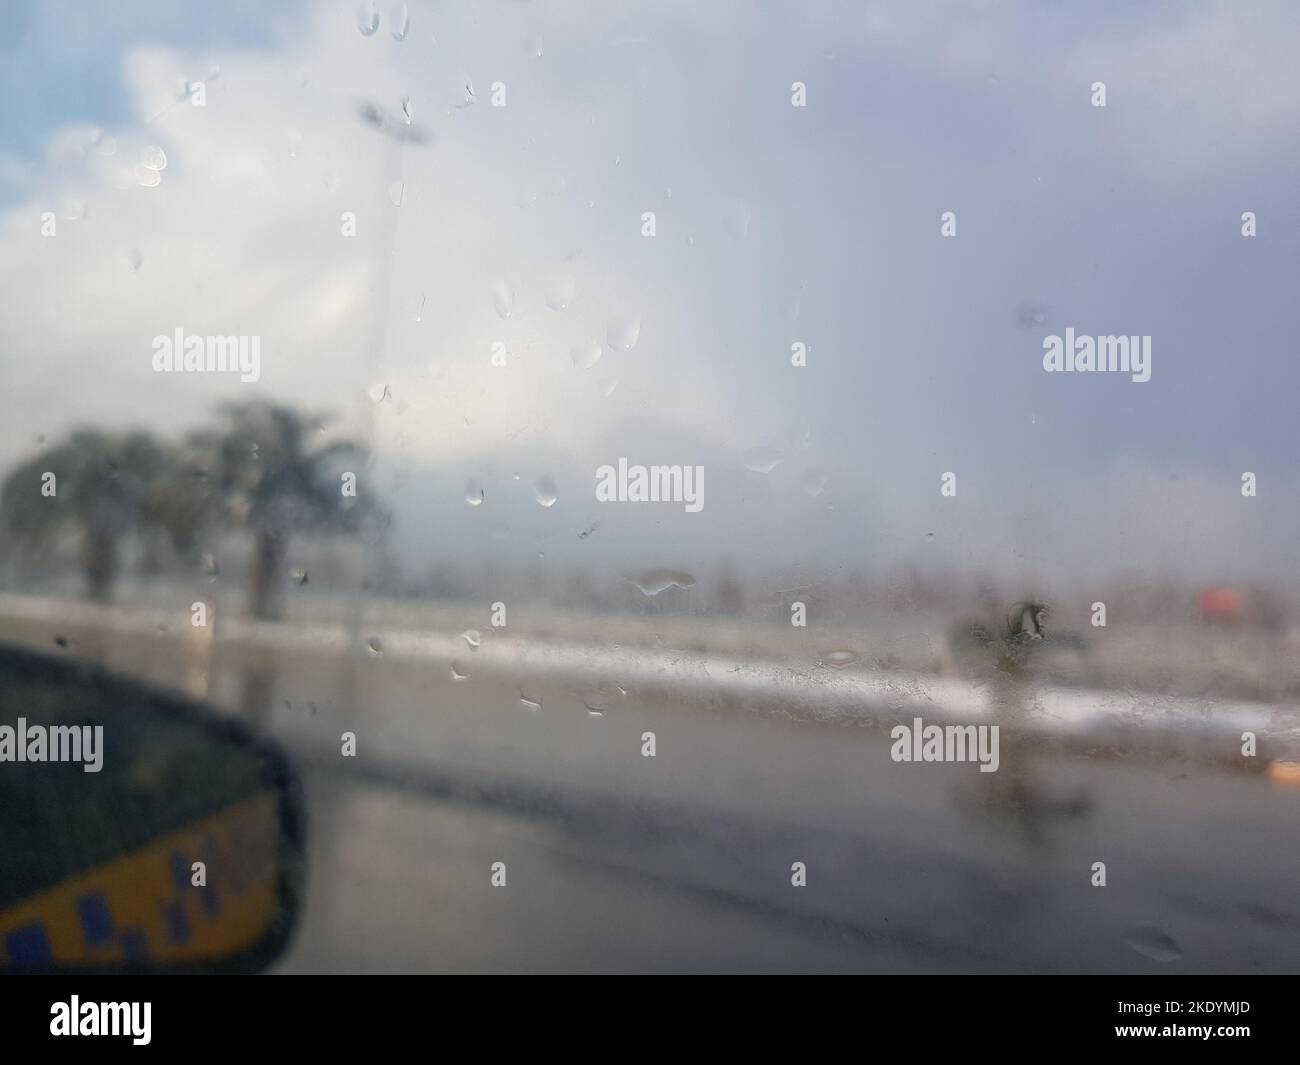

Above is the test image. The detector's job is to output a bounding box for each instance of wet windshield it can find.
[1,0,1299,975]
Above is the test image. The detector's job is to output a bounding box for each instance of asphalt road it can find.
[2,610,1296,972]
[264,666,1300,973]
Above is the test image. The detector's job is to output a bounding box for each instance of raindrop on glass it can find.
[1124,927,1182,963]
[723,200,751,239]
[632,569,695,596]
[571,340,602,370]
[390,3,410,40]
[462,629,481,650]
[742,447,782,474]
[801,467,830,496]
[140,145,168,171]
[544,272,576,311]
[491,282,515,320]
[357,2,380,35]
[606,312,641,352]
[821,650,858,669]
[465,478,485,506]
[367,637,384,656]
[534,475,558,507]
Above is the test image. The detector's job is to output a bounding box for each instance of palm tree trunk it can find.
[81,528,118,603]
[249,528,285,620]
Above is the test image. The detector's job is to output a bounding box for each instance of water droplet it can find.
[544,272,576,311]
[454,75,476,108]
[821,650,858,669]
[390,3,410,39]
[924,532,935,543]
[607,312,641,352]
[465,478,485,506]
[450,660,470,681]
[140,145,167,171]
[492,282,515,319]
[135,165,161,188]
[801,467,830,496]
[389,180,405,206]
[53,634,69,649]
[63,198,86,221]
[596,378,617,398]
[400,95,413,124]
[519,692,542,711]
[367,637,384,656]
[201,553,219,580]
[462,629,481,650]
[571,340,602,370]
[723,200,751,239]
[1124,927,1182,963]
[124,248,143,273]
[304,701,318,717]
[632,569,695,596]
[742,446,782,474]
[413,295,426,322]
[92,129,117,156]
[534,475,558,507]
[357,2,380,35]
[534,39,544,58]
[1017,302,1048,328]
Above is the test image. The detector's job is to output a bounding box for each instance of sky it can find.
[1,0,1298,592]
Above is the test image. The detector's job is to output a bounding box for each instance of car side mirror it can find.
[0,646,304,973]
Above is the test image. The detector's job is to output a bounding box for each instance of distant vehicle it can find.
[946,600,1089,678]
[1198,586,1245,622]
[1197,585,1286,629]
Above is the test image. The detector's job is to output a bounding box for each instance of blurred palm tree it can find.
[1,429,173,602]
[190,401,373,620]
